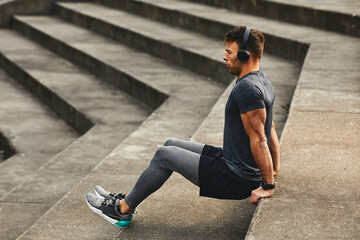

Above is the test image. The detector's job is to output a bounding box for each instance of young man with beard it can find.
[85,26,280,228]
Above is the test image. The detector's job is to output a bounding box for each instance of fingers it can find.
[250,189,260,205]
[250,188,274,205]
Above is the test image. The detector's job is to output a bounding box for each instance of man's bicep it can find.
[241,108,267,138]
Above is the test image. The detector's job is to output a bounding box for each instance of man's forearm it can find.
[250,137,274,184]
[270,122,280,175]
[240,108,275,205]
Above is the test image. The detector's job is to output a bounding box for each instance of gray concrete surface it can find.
[182,0,360,37]
[0,68,78,198]
[0,3,227,239]
[247,46,360,240]
[16,53,226,239]
[54,1,233,84]
[0,0,357,239]
[0,0,51,26]
[269,0,360,15]
[0,129,16,162]
[15,1,299,240]
[52,1,300,136]
[0,28,151,239]
[96,0,309,63]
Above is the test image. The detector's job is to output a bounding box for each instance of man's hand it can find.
[250,187,274,205]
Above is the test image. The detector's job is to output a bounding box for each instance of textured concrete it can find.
[90,0,309,62]
[1,0,356,239]
[0,3,228,239]
[54,1,233,84]
[78,0,360,239]
[0,202,53,240]
[15,2,300,240]
[0,68,77,198]
[269,0,360,15]
[0,0,51,26]
[182,0,360,37]
[247,112,360,239]
[0,28,151,239]
[18,59,225,239]
[0,129,16,162]
[52,1,300,137]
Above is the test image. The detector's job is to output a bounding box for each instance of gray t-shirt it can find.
[223,70,275,181]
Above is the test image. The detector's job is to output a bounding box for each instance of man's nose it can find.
[223,54,227,61]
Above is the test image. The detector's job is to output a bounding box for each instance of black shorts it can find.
[199,145,261,199]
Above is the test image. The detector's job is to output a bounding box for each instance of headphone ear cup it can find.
[237,50,250,62]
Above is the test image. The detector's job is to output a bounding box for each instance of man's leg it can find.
[120,145,201,213]
[164,138,205,154]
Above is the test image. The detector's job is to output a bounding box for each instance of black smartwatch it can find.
[261,180,275,190]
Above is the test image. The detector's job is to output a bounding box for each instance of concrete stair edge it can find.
[96,0,309,63]
[0,0,52,27]
[54,1,233,84]
[182,0,360,37]
[11,15,169,110]
[0,50,94,135]
[244,20,360,240]
[0,28,154,239]
[2,0,357,239]
[0,129,17,162]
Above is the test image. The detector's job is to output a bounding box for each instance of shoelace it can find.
[101,197,116,207]
[109,192,126,200]
[101,197,137,215]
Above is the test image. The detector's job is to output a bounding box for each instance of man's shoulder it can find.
[234,76,261,94]
[237,72,263,86]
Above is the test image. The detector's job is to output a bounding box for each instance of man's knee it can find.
[164,138,179,146]
[152,146,174,166]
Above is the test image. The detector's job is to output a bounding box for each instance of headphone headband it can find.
[242,28,252,50]
[237,27,252,62]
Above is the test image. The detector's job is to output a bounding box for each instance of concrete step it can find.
[17,80,225,239]
[14,3,301,240]
[92,0,354,135]
[0,29,152,239]
[182,0,360,37]
[268,0,360,14]
[246,43,360,239]
[2,6,225,240]
[53,1,233,84]
[52,1,300,135]
[0,124,16,162]
[91,0,309,62]
[10,13,225,100]
[0,68,78,198]
[8,7,231,240]
[7,0,359,240]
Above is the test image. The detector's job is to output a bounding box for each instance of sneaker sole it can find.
[85,195,131,228]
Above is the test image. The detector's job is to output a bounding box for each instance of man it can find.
[85,26,280,228]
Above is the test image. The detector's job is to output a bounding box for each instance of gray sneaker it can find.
[85,193,133,228]
[94,185,126,201]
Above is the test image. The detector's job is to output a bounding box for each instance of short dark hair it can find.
[224,26,265,59]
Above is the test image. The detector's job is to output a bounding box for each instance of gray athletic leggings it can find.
[125,138,205,209]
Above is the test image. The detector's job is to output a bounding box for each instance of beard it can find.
[229,63,242,76]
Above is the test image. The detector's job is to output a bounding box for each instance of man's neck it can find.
[238,60,260,79]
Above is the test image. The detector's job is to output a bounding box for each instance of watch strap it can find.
[261,180,275,190]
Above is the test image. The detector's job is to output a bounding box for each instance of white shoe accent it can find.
[85,195,120,226]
